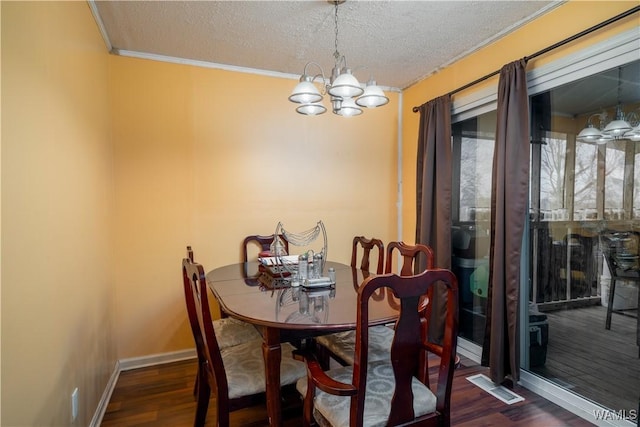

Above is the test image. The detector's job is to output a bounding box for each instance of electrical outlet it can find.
[71,388,79,421]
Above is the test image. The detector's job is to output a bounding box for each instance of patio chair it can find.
[600,231,640,358]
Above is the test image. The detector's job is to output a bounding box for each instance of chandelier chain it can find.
[333,1,340,63]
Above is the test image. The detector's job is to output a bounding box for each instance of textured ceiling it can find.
[91,0,562,90]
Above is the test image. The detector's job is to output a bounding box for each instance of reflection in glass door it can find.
[527,61,640,415]
[451,60,640,419]
[451,112,495,345]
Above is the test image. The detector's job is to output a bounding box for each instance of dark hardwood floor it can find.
[101,355,595,426]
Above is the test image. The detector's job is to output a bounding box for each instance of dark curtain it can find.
[481,59,530,386]
[415,94,452,344]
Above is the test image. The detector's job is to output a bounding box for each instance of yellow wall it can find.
[1,2,114,426]
[109,57,399,357]
[401,1,640,242]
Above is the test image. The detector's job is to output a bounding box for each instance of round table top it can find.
[206,261,400,332]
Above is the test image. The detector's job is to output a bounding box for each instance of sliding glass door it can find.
[526,60,640,415]
[450,58,640,420]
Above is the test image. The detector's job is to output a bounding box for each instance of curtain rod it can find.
[412,5,640,113]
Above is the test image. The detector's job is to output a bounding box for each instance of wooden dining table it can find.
[206,260,400,427]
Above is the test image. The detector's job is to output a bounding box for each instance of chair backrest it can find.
[182,257,229,404]
[384,241,436,337]
[385,241,435,275]
[242,234,289,262]
[352,269,458,426]
[600,230,640,277]
[351,236,385,274]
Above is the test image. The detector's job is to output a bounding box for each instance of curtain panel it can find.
[415,94,452,344]
[481,59,530,386]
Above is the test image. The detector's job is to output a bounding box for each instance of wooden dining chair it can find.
[182,256,306,426]
[295,269,459,427]
[242,234,289,262]
[350,236,385,274]
[185,246,262,399]
[315,236,387,367]
[385,240,435,275]
[187,246,261,344]
[315,241,435,367]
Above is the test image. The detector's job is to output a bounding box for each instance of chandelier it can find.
[577,108,640,144]
[288,1,388,116]
[577,67,640,144]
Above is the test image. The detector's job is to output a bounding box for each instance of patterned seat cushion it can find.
[213,317,262,349]
[223,339,307,399]
[315,325,394,365]
[296,359,436,427]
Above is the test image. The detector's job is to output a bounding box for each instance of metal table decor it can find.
[258,220,331,289]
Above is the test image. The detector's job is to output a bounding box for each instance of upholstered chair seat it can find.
[315,325,394,365]
[224,339,306,398]
[214,317,262,349]
[296,358,437,427]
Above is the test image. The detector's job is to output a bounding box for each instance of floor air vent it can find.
[466,374,525,405]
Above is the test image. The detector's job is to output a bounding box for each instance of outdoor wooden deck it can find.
[531,304,639,413]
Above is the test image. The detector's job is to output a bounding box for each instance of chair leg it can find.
[302,383,316,427]
[194,371,210,427]
[605,279,617,330]
[314,340,332,371]
[193,368,199,399]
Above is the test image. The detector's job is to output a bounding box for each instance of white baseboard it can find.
[89,361,120,427]
[89,349,197,427]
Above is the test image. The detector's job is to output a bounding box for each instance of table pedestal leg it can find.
[262,327,282,427]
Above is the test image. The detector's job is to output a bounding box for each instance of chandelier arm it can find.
[625,111,639,128]
[586,113,605,127]
[302,62,326,81]
[311,74,329,96]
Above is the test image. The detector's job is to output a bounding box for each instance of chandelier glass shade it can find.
[288,1,388,116]
[328,68,363,98]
